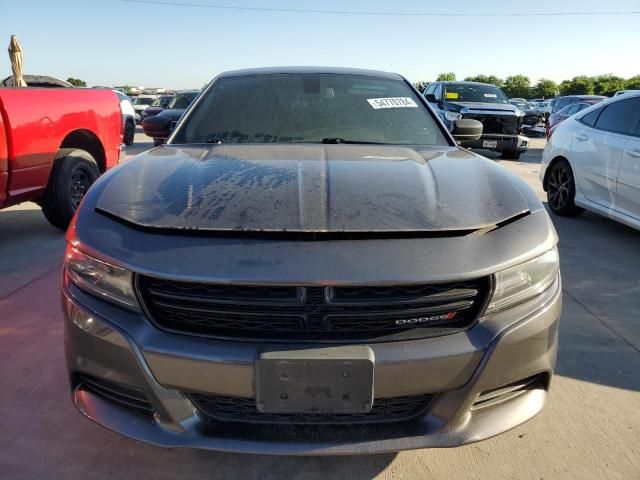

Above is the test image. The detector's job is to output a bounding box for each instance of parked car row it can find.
[141,90,200,145]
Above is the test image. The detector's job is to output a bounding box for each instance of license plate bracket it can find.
[255,346,374,414]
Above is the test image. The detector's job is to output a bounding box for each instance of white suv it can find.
[540,93,640,230]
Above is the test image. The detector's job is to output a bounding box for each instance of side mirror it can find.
[425,93,437,103]
[452,119,483,142]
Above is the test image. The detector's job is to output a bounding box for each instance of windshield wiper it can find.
[204,137,224,144]
[320,138,388,145]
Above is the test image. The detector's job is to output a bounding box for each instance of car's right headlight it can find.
[485,248,559,314]
[64,244,139,310]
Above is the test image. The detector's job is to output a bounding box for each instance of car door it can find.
[570,106,619,208]
[615,96,640,218]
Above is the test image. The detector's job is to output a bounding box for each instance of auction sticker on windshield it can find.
[367,97,418,109]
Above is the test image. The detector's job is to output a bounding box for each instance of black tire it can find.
[124,119,135,145]
[546,159,585,217]
[501,150,522,160]
[153,138,165,147]
[41,148,100,230]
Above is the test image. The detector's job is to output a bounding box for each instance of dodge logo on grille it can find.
[395,312,457,326]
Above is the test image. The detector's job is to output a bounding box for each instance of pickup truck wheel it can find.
[124,119,135,145]
[41,148,100,230]
[546,159,584,217]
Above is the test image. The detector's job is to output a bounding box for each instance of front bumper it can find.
[63,272,561,455]
[461,134,529,153]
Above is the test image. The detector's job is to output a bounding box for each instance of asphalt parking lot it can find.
[1,131,638,479]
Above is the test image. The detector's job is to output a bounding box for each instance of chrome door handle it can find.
[575,133,589,142]
[625,148,640,158]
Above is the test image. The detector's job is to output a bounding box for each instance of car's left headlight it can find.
[485,248,559,314]
[64,245,139,310]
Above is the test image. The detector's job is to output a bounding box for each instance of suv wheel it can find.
[546,159,584,217]
[41,148,100,230]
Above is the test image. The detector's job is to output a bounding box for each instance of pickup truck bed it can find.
[0,88,122,228]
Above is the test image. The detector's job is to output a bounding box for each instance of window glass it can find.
[594,97,640,135]
[173,74,448,146]
[434,83,442,100]
[563,104,579,116]
[580,108,601,126]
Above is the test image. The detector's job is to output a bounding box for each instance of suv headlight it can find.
[486,248,559,314]
[444,111,463,121]
[64,245,138,309]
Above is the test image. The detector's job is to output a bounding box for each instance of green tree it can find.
[413,80,429,92]
[502,75,531,99]
[532,78,558,99]
[464,74,502,86]
[593,74,626,96]
[559,76,595,95]
[66,77,87,87]
[625,75,640,90]
[436,72,456,81]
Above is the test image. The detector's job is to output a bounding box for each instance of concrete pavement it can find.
[0,135,638,479]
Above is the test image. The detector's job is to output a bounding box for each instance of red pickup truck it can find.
[0,88,123,229]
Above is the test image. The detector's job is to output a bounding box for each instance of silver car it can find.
[63,67,561,454]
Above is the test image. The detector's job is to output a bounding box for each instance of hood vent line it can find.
[96,208,530,240]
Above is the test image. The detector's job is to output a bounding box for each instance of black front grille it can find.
[137,276,490,342]
[189,393,433,425]
[463,112,520,135]
[472,374,547,410]
[78,374,154,414]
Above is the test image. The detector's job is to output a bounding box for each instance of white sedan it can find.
[540,93,640,230]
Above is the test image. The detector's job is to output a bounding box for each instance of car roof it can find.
[217,66,403,80]
[561,95,607,99]
[573,91,640,120]
[442,81,498,87]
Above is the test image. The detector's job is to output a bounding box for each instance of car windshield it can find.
[134,97,154,105]
[168,92,198,109]
[173,74,447,146]
[443,84,509,104]
[151,96,172,107]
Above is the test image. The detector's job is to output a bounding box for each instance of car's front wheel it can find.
[546,159,584,217]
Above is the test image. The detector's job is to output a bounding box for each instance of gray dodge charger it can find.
[62,67,561,454]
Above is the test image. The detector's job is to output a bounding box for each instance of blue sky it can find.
[2,0,639,88]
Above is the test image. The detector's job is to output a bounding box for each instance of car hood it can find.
[157,108,186,120]
[143,107,164,115]
[95,144,539,233]
[447,101,519,113]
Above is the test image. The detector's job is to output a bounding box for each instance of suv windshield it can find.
[443,84,509,104]
[172,74,447,146]
[168,92,198,109]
